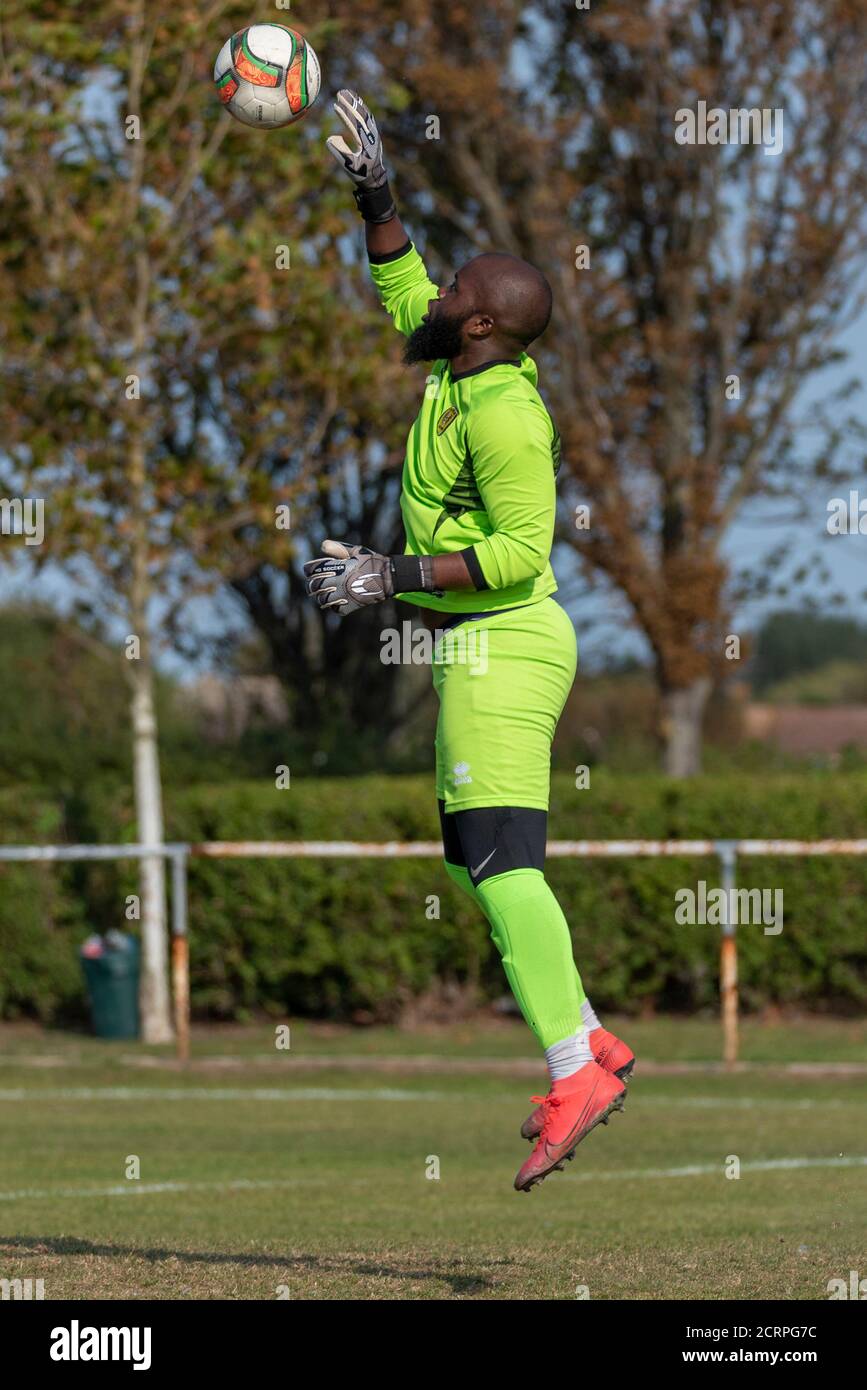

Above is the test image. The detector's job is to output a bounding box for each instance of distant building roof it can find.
[745,704,867,754]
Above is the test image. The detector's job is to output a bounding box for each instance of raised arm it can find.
[326,88,407,252]
[326,89,437,335]
[309,90,475,608]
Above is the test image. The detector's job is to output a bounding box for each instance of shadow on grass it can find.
[1,1234,500,1295]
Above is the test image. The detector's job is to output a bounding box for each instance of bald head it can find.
[461,252,553,350]
[402,249,555,369]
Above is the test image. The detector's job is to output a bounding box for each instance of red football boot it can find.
[590,1026,635,1081]
[521,1027,634,1141]
[514,1061,625,1193]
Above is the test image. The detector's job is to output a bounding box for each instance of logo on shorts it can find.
[452,761,472,785]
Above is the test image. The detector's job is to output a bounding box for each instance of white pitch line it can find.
[644,1095,864,1109]
[0,1157,863,1204]
[0,1178,299,1203]
[0,1086,448,1103]
[0,1087,860,1108]
[566,1156,867,1182]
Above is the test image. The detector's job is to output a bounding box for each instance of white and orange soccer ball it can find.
[214,23,321,129]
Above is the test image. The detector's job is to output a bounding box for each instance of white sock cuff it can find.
[545,1026,593,1081]
[581,998,602,1032]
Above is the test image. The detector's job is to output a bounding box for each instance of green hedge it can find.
[0,772,865,1021]
[0,790,86,1019]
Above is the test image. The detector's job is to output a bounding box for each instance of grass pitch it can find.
[0,1017,864,1300]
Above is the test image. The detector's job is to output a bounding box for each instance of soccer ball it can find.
[214,23,321,129]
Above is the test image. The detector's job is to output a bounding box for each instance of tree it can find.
[0,0,319,1035]
[0,0,456,1035]
[336,0,867,774]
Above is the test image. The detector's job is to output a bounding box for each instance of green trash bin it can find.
[80,931,140,1039]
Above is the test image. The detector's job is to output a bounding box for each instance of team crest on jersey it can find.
[436,407,459,435]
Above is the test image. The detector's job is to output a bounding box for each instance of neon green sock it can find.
[469,868,582,1048]
[445,859,587,1022]
[573,962,587,1010]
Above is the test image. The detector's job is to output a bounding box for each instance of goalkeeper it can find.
[304,91,635,1193]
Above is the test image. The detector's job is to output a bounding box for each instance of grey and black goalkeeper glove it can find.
[303,540,437,615]
[325,89,396,223]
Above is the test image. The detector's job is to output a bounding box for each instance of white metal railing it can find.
[2,838,866,1064]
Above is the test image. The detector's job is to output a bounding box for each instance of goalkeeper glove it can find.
[303,540,438,615]
[325,89,396,224]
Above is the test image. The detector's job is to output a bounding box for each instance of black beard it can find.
[402,308,474,365]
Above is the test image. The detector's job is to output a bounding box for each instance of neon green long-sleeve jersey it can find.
[369,242,561,614]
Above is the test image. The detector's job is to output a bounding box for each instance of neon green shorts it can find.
[433,596,578,812]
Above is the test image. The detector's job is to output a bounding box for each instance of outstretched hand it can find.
[325,90,387,191]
